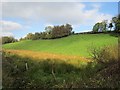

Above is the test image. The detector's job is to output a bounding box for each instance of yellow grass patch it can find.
[4,49,92,64]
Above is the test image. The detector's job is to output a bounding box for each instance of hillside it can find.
[2,34,119,88]
[3,34,118,57]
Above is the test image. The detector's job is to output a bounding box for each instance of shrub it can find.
[89,45,118,65]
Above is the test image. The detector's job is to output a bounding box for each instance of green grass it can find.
[1,51,104,88]
[3,34,118,57]
[3,49,119,88]
[2,34,119,88]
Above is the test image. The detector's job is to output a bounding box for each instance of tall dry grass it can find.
[90,44,118,64]
[3,49,91,67]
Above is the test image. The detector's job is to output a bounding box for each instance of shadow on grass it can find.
[108,31,120,37]
[2,51,119,88]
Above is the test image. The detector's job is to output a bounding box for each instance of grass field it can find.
[3,34,118,57]
[2,44,119,88]
[2,34,119,88]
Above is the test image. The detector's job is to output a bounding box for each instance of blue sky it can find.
[1,2,118,39]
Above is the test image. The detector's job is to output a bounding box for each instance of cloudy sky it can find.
[1,1,118,39]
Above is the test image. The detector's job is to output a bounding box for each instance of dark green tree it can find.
[108,23,113,31]
[112,15,120,32]
[93,23,100,32]
[2,36,18,44]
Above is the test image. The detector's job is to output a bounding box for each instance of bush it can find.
[89,45,118,65]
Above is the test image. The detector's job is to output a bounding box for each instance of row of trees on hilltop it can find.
[24,15,119,41]
[93,15,120,33]
[2,15,120,44]
[22,23,73,40]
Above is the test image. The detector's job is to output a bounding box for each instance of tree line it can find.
[2,36,18,44]
[20,23,73,40]
[2,15,120,44]
[93,15,120,33]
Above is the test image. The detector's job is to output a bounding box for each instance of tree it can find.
[93,23,100,32]
[19,38,25,41]
[108,23,113,31]
[2,36,18,44]
[26,33,34,40]
[93,20,107,33]
[45,26,53,34]
[32,32,41,40]
[45,26,53,39]
[65,23,73,35]
[101,20,107,32]
[40,32,47,39]
[51,24,72,39]
[51,26,59,38]
[112,15,120,32]
[21,23,73,40]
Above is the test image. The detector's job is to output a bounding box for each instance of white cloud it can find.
[2,2,113,25]
[0,20,22,36]
[0,20,22,31]
[1,2,114,36]
[1,32,13,36]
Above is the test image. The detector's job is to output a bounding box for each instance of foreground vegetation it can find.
[3,34,118,57]
[2,44,120,88]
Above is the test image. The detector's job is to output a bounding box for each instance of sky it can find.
[0,1,118,39]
